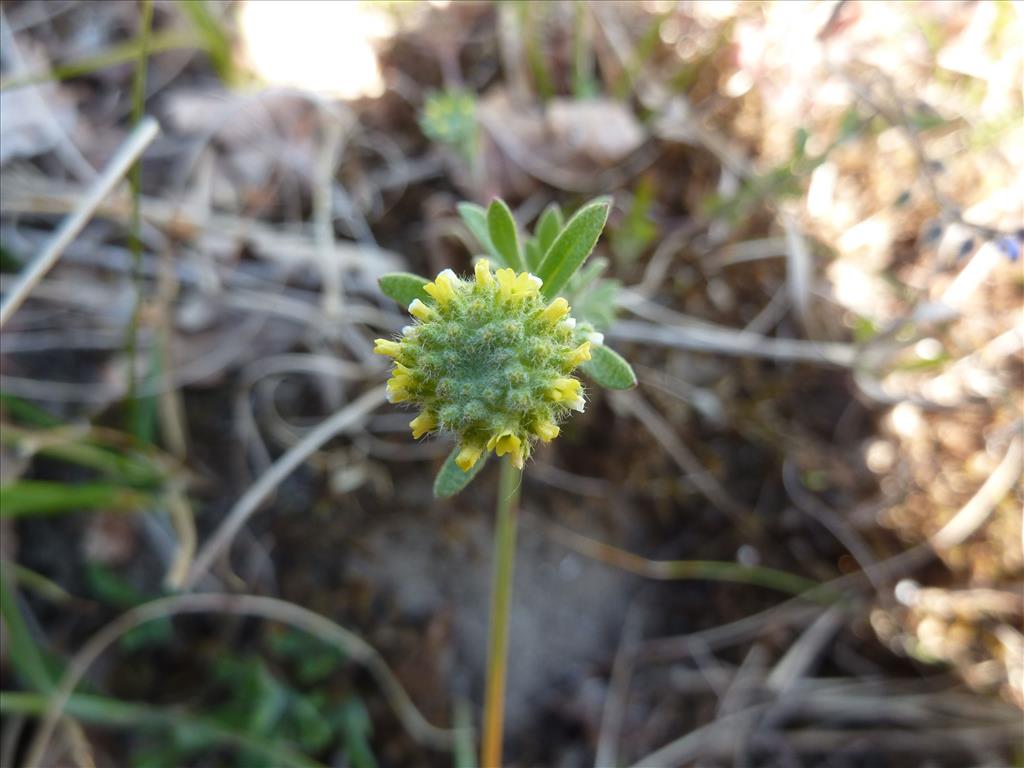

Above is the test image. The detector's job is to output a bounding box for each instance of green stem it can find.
[125,0,153,436]
[481,458,521,767]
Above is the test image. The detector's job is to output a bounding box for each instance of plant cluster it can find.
[375,197,636,495]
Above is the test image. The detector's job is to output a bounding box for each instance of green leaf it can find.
[0,481,150,518]
[85,563,172,650]
[486,199,524,271]
[580,345,636,390]
[572,277,620,331]
[523,239,543,271]
[177,0,236,85]
[0,565,53,691]
[434,447,488,498]
[537,198,611,299]
[535,203,564,254]
[0,422,165,488]
[457,202,503,265]
[378,273,429,308]
[0,691,324,768]
[0,30,196,92]
[0,393,61,426]
[340,696,378,768]
[565,256,609,298]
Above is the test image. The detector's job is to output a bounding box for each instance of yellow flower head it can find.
[375,260,590,471]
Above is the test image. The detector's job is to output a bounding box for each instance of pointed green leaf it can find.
[524,239,543,271]
[0,566,54,691]
[535,203,564,254]
[565,256,609,297]
[581,345,636,390]
[486,199,524,271]
[434,447,488,498]
[457,202,503,264]
[537,198,611,299]
[0,481,151,518]
[571,274,620,332]
[378,273,429,308]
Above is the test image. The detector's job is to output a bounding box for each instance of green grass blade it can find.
[0,423,167,488]
[177,0,237,85]
[0,480,151,518]
[0,393,60,426]
[0,564,53,691]
[0,691,325,768]
[6,561,75,604]
[125,0,154,438]
[0,30,195,91]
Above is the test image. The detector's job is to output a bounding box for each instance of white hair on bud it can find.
[588,331,605,346]
[527,274,543,288]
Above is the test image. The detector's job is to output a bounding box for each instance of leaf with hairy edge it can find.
[537,198,610,299]
[524,239,543,271]
[580,344,636,390]
[434,447,488,498]
[378,273,430,308]
[456,202,503,264]
[536,204,564,254]
[486,199,524,272]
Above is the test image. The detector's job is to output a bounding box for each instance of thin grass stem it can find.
[0,117,159,328]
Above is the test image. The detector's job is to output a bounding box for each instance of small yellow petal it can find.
[548,377,582,402]
[455,443,484,471]
[475,259,493,286]
[533,421,560,442]
[424,269,458,305]
[423,282,449,305]
[409,411,437,439]
[496,268,517,301]
[408,299,434,321]
[386,381,411,403]
[494,433,521,458]
[510,449,525,469]
[566,341,592,367]
[374,339,403,358]
[514,272,540,297]
[540,297,570,325]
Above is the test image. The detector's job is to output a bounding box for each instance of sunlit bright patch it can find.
[238,0,392,99]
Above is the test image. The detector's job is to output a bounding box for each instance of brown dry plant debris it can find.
[0,1,1021,766]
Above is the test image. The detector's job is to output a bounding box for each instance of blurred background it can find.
[0,1,1021,766]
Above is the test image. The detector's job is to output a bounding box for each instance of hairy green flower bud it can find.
[374,260,591,471]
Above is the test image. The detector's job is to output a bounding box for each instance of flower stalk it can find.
[374,196,634,764]
[481,456,522,768]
